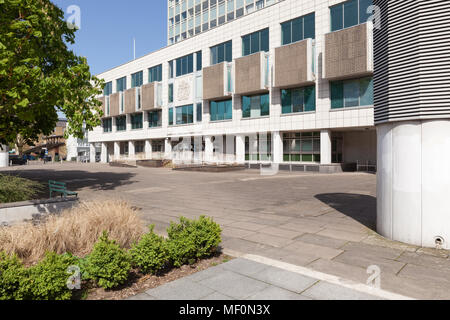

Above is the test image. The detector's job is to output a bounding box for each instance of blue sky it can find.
[53,0,167,75]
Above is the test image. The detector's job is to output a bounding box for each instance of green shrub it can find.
[85,232,131,289]
[27,252,77,300]
[130,225,169,274]
[0,174,43,203]
[167,216,222,267]
[0,252,29,300]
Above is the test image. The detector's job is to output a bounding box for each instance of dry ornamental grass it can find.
[0,200,146,266]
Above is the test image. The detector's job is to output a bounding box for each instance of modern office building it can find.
[168,0,281,45]
[90,0,376,173]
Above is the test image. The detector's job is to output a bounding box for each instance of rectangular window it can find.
[281,86,316,114]
[196,103,202,122]
[116,116,126,131]
[281,13,315,46]
[102,118,112,133]
[175,104,194,125]
[131,71,143,88]
[169,61,174,79]
[242,28,269,56]
[283,132,321,163]
[245,134,272,162]
[330,0,373,32]
[176,53,194,77]
[210,40,232,65]
[148,110,162,128]
[168,84,174,103]
[168,107,174,126]
[116,77,127,92]
[149,65,163,83]
[131,113,143,130]
[330,77,373,109]
[241,93,270,118]
[104,82,112,96]
[135,141,145,154]
[210,99,232,121]
[196,51,202,71]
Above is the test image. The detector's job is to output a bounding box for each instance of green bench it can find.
[49,180,78,198]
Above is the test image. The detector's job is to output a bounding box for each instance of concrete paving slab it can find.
[242,233,294,248]
[317,228,368,242]
[295,233,348,249]
[302,281,383,300]
[221,258,269,277]
[198,270,269,300]
[250,265,318,293]
[145,278,214,300]
[246,286,312,300]
[259,226,304,240]
[201,292,234,300]
[333,251,406,275]
[284,241,344,260]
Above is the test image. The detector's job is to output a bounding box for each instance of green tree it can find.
[0,0,104,146]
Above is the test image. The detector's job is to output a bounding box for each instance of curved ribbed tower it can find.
[374,0,450,249]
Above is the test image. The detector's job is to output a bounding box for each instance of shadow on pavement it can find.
[315,193,377,231]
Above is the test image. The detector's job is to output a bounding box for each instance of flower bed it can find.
[0,209,222,300]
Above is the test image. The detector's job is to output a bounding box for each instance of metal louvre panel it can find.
[374,0,450,123]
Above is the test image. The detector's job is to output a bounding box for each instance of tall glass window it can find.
[148,110,162,128]
[281,13,315,45]
[210,40,232,65]
[131,113,143,129]
[116,116,126,131]
[176,53,194,76]
[149,65,163,83]
[242,93,270,118]
[196,51,202,71]
[330,77,373,109]
[283,132,321,163]
[116,77,127,92]
[196,103,202,122]
[102,118,112,133]
[175,104,194,125]
[330,0,373,32]
[104,82,112,96]
[131,71,143,88]
[168,107,174,126]
[168,84,174,103]
[169,61,174,79]
[281,86,316,114]
[242,28,269,56]
[210,99,232,121]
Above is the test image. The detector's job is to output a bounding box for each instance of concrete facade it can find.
[92,0,377,171]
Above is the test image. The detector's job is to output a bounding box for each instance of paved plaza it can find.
[3,162,450,300]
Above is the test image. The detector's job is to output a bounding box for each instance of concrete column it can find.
[236,135,245,164]
[0,145,9,168]
[126,114,131,131]
[128,141,135,158]
[145,140,152,159]
[114,142,120,161]
[100,143,108,163]
[204,136,214,163]
[143,111,149,129]
[272,131,283,164]
[89,143,96,163]
[164,138,172,159]
[320,130,332,165]
[377,120,450,250]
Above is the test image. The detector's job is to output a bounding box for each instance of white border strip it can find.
[228,252,414,300]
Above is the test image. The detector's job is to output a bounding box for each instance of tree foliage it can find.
[0,0,104,146]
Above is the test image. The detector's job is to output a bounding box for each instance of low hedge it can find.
[0,216,222,300]
[0,174,43,203]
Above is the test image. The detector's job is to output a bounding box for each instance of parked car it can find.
[9,155,27,166]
